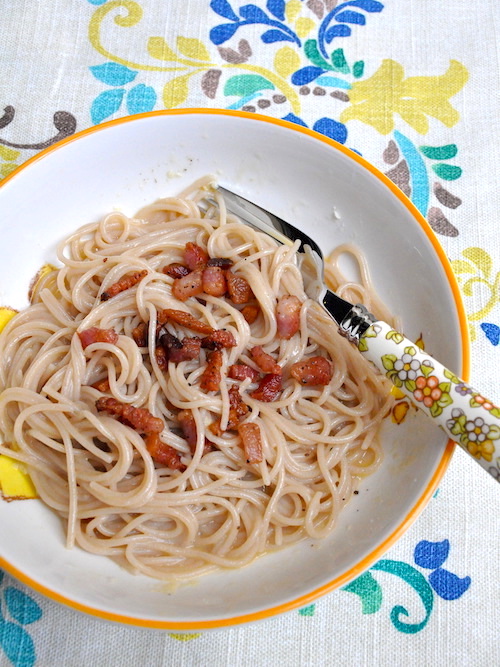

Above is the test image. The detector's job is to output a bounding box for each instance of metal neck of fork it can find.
[339,304,377,345]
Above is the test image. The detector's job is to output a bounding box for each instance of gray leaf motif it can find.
[201,70,222,99]
[307,0,325,19]
[433,182,462,209]
[330,91,349,102]
[218,39,252,64]
[383,139,399,165]
[0,106,15,129]
[427,206,459,237]
[325,0,339,11]
[385,160,411,198]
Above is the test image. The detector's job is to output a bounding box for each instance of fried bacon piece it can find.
[96,397,163,433]
[199,350,223,392]
[276,295,301,339]
[101,270,148,301]
[170,336,201,364]
[91,377,110,393]
[228,363,260,383]
[201,330,236,350]
[159,308,214,334]
[290,356,333,386]
[160,333,201,363]
[238,422,263,464]
[210,386,249,435]
[250,373,282,402]
[172,269,203,302]
[202,266,227,297]
[155,345,169,370]
[177,409,197,450]
[208,421,223,437]
[226,270,253,304]
[78,327,119,350]
[178,409,213,455]
[169,337,201,363]
[250,346,282,375]
[184,242,209,271]
[207,257,234,269]
[132,321,148,347]
[160,331,182,353]
[227,385,249,429]
[241,304,260,325]
[145,433,185,471]
[162,262,190,279]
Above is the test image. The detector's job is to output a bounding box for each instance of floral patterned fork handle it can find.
[340,307,500,482]
[217,186,500,482]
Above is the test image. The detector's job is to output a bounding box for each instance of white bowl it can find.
[0,110,468,630]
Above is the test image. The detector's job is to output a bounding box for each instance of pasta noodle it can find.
[0,177,394,581]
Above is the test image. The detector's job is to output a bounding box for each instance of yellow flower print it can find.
[285,0,315,38]
[340,59,468,135]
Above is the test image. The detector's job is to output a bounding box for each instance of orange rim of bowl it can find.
[0,109,470,630]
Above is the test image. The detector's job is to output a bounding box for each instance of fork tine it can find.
[217,185,324,258]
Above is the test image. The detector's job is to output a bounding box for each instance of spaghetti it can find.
[0,177,393,581]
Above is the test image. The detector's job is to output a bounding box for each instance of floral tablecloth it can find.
[0,1,498,665]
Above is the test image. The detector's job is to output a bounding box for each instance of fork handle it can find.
[352,318,500,481]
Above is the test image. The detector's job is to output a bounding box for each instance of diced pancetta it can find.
[276,295,301,339]
[250,346,282,375]
[184,242,208,271]
[172,269,203,301]
[96,397,163,433]
[201,330,236,350]
[199,350,223,392]
[145,432,185,470]
[101,270,148,301]
[250,374,282,402]
[158,308,214,334]
[290,356,333,386]
[78,327,119,350]
[226,270,253,304]
[228,363,260,383]
[237,422,263,464]
[202,266,227,297]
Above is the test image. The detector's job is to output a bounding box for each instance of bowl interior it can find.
[0,111,463,629]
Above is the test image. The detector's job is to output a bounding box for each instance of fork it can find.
[217,185,500,482]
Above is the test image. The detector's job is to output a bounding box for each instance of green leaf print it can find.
[304,39,331,69]
[381,354,397,371]
[420,144,458,160]
[449,421,463,436]
[352,60,364,78]
[430,402,443,418]
[331,48,350,74]
[358,337,368,352]
[432,164,462,180]
[443,368,461,384]
[386,330,404,344]
[421,361,434,377]
[343,571,382,614]
[224,74,275,96]
[390,372,403,388]
[438,392,453,408]
[405,379,417,393]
